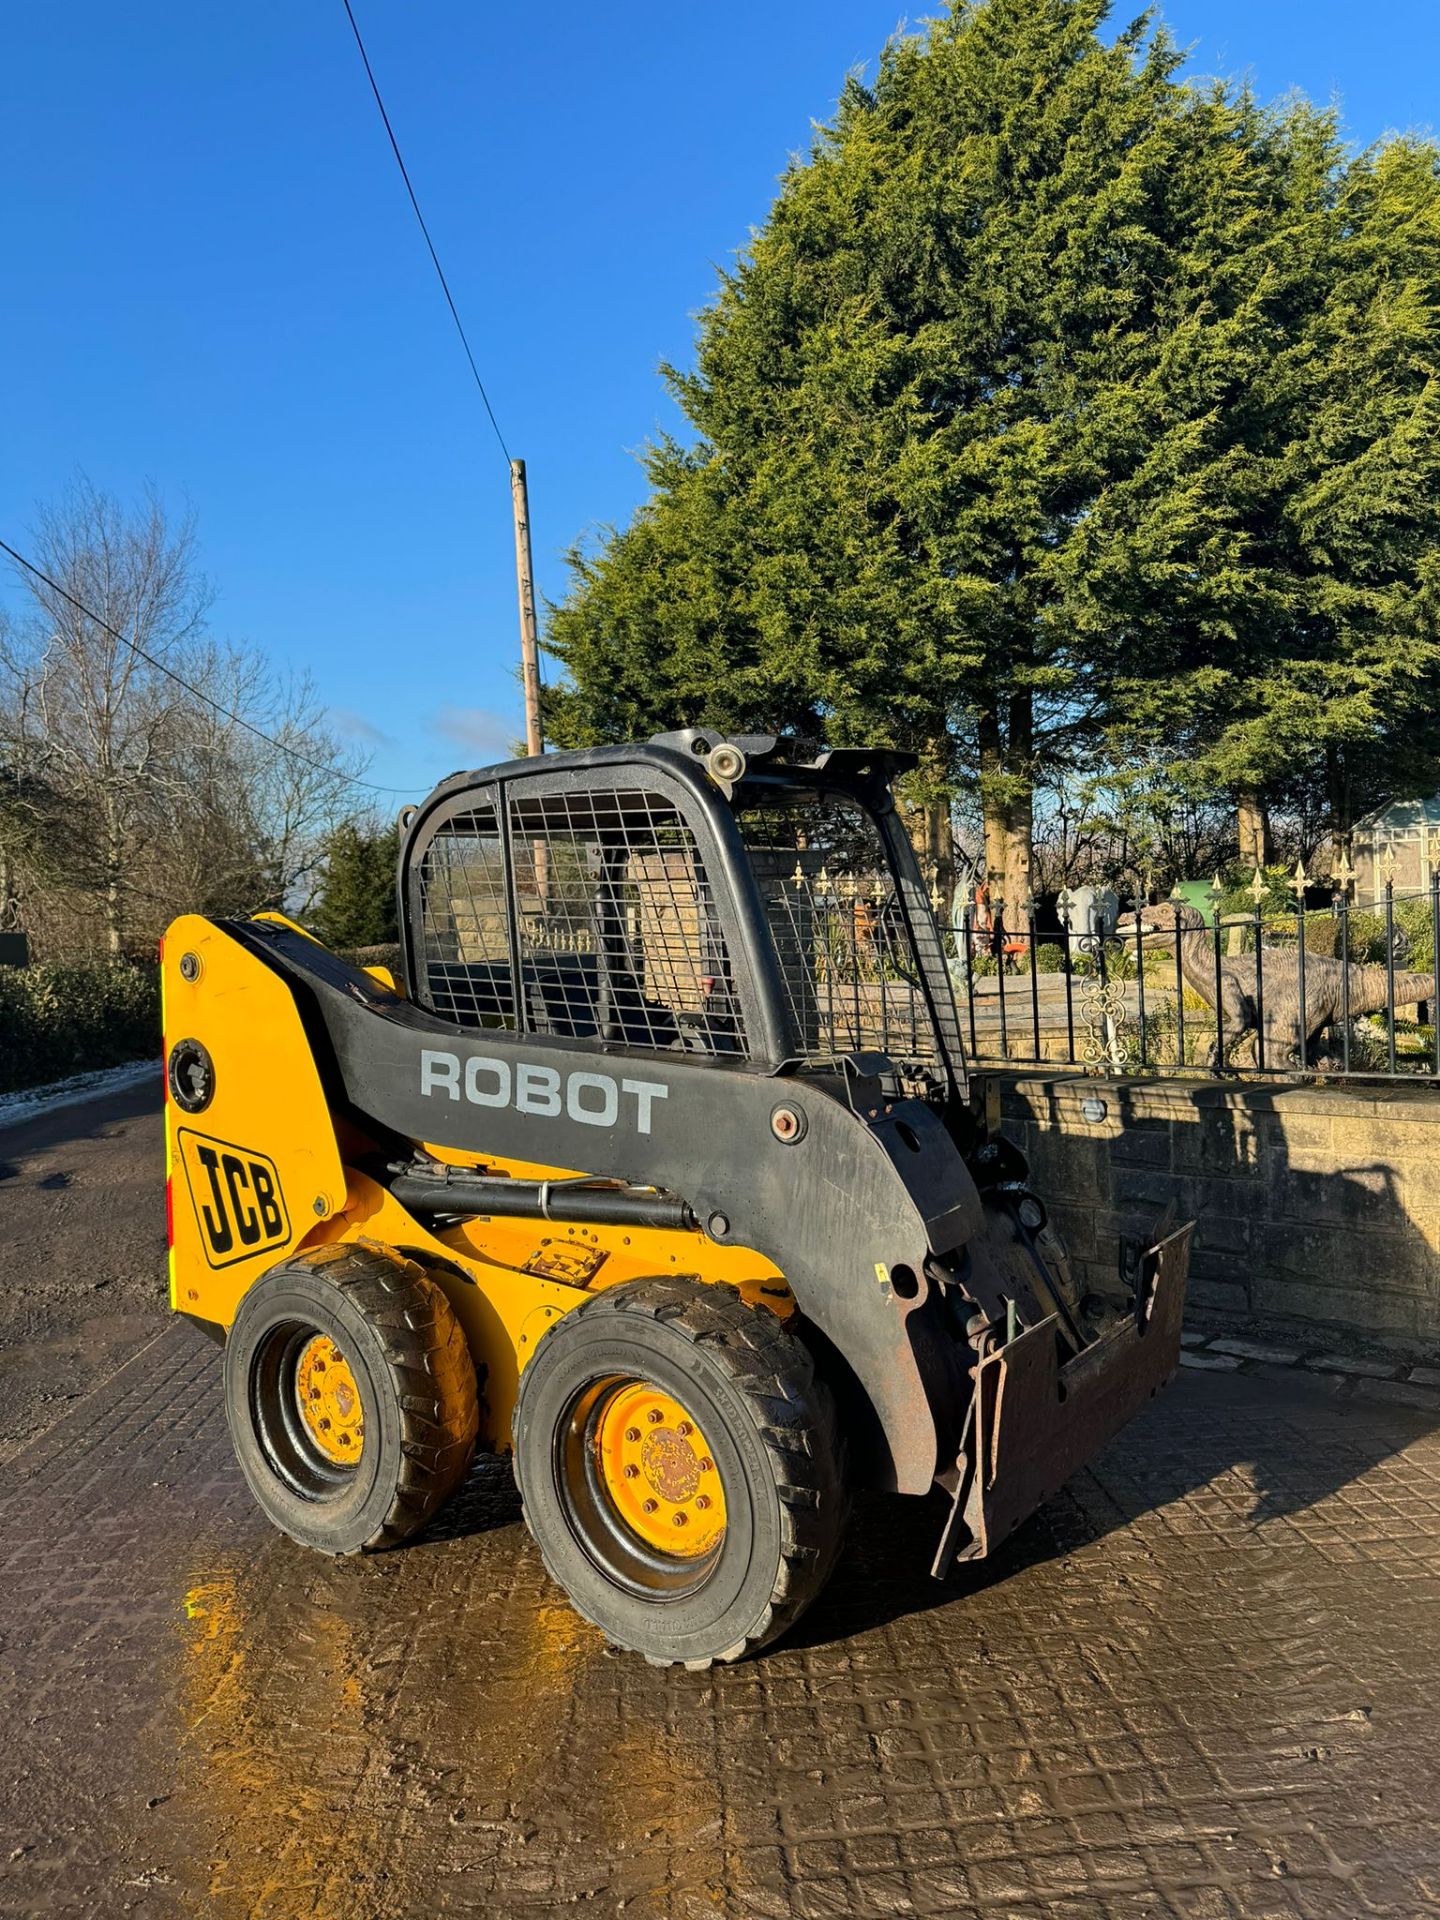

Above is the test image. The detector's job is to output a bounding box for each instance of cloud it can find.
[329,706,394,747]
[432,705,523,758]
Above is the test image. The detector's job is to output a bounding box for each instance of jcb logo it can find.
[178,1130,290,1268]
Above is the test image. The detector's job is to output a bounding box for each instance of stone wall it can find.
[999,1071,1440,1356]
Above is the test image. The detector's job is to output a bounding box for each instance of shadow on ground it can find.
[7,1323,1440,1919]
[0,1070,157,1151]
[413,1354,1439,1664]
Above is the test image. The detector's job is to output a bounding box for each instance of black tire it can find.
[223,1241,479,1555]
[512,1278,847,1667]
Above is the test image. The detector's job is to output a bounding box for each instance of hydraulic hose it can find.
[387,1166,697,1232]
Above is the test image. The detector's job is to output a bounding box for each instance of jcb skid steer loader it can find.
[164,731,1190,1666]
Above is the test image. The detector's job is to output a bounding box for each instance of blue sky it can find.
[3,2,1436,802]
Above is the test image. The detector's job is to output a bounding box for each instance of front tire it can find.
[223,1241,479,1555]
[512,1278,846,1667]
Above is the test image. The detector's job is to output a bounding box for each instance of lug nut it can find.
[672,1512,687,1528]
[623,1464,639,1480]
[676,1421,693,1438]
[339,1433,351,1447]
[699,1457,714,1473]
[319,1417,331,1430]
[309,1387,321,1400]
[642,1498,658,1514]
[647,1408,664,1424]
[625,1426,641,1442]
[696,1495,711,1511]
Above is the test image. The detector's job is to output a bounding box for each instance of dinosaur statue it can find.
[1125,903,1435,1068]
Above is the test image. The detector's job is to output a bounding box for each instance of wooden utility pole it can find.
[510,458,544,757]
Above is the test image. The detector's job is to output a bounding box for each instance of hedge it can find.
[0,962,160,1096]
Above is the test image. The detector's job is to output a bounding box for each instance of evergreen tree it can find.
[1234,134,1440,853]
[311,819,399,949]
[1109,115,1440,860]
[548,0,1440,903]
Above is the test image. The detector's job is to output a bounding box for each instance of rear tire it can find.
[223,1241,479,1554]
[512,1278,847,1667]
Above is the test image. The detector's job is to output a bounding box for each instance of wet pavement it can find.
[3,1319,1440,1919]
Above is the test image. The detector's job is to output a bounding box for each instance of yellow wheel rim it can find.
[594,1381,726,1558]
[295,1334,364,1466]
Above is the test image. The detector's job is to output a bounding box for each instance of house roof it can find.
[1353,795,1440,835]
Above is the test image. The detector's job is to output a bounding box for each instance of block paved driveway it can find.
[3,1115,1440,1917]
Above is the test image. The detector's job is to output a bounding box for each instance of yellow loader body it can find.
[164,913,788,1450]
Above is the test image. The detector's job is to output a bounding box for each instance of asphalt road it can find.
[0,1079,168,1464]
[2,1088,1440,1919]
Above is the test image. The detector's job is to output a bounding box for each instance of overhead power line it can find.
[0,536,416,798]
[340,0,512,464]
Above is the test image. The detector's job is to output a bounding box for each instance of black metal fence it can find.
[953,877,1440,1081]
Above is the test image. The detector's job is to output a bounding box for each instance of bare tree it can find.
[1,482,210,951]
[1020,762,1243,901]
[162,649,361,918]
[0,481,362,957]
